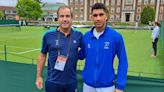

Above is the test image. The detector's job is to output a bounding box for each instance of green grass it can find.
[0,26,164,78]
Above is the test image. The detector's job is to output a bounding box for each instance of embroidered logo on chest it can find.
[73,40,77,43]
[104,42,110,49]
[55,40,59,45]
[87,44,91,48]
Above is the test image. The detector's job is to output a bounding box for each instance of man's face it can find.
[91,9,107,29]
[58,8,72,30]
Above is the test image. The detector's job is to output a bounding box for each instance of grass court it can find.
[0,26,164,78]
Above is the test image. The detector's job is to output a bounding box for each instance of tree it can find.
[34,0,42,3]
[16,0,42,20]
[141,6,155,24]
[0,11,4,20]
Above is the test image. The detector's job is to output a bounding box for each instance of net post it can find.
[4,45,7,61]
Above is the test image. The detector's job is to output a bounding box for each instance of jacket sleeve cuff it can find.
[116,84,125,90]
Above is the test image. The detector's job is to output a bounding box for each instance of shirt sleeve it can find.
[78,35,85,60]
[41,34,48,54]
[116,35,128,90]
[152,27,160,40]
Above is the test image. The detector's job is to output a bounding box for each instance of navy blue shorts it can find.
[45,80,77,92]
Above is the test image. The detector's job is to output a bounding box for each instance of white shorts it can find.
[83,83,115,92]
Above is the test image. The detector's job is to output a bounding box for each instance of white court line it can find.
[0,45,37,50]
[0,48,40,55]
[17,48,40,54]
[0,51,17,54]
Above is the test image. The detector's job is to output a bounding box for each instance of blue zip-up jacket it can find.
[79,25,128,90]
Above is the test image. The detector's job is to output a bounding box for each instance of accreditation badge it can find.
[54,55,68,71]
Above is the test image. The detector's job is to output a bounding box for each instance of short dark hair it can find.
[155,22,161,27]
[91,3,109,14]
[57,6,73,18]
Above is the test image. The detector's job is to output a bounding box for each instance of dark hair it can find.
[57,6,73,18]
[91,3,109,14]
[155,22,161,27]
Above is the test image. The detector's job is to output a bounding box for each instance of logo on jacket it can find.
[55,40,59,45]
[88,44,91,48]
[104,42,109,49]
[73,40,77,43]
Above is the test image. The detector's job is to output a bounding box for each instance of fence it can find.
[160,21,164,49]
[0,24,21,32]
[0,45,37,64]
[0,45,164,79]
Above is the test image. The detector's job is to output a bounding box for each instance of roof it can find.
[0,6,16,11]
[42,3,65,10]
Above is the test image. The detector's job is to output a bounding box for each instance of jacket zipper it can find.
[95,39,99,85]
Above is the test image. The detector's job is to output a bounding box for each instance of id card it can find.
[54,55,67,71]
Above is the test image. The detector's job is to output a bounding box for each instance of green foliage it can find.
[16,0,42,20]
[34,0,41,3]
[0,11,4,20]
[141,6,155,24]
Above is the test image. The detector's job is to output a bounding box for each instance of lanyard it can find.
[57,31,72,57]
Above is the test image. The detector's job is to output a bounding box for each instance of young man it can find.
[151,22,161,57]
[35,6,82,92]
[79,3,128,92]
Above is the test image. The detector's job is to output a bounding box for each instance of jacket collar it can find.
[89,24,109,38]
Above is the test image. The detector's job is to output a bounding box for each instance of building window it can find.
[111,0,115,5]
[70,0,73,3]
[150,0,155,5]
[159,15,163,20]
[144,0,148,5]
[110,15,114,20]
[125,6,132,10]
[80,8,84,12]
[80,17,83,20]
[117,7,120,13]
[138,0,142,5]
[111,7,115,13]
[160,7,163,13]
[136,15,140,20]
[137,7,141,13]
[80,0,83,3]
[162,0,164,4]
[126,0,132,4]
[116,15,120,20]
[12,11,16,14]
[117,0,121,5]
[5,10,11,14]
[75,0,78,3]
[106,0,109,6]
[90,0,92,6]
[75,8,78,14]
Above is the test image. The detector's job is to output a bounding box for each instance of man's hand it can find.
[35,77,43,90]
[115,89,123,92]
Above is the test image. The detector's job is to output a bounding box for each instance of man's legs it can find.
[45,81,77,92]
[64,83,77,92]
[83,83,115,92]
[96,86,115,92]
[152,38,158,56]
[83,83,96,92]
[45,81,63,92]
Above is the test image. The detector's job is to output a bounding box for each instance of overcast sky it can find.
[0,0,67,6]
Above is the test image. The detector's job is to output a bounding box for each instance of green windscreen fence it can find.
[0,61,164,92]
[160,21,164,49]
[0,20,19,25]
